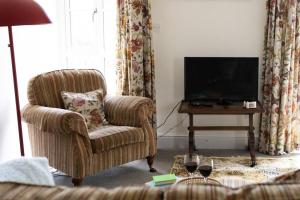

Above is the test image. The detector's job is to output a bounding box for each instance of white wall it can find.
[0,0,62,161]
[153,0,267,149]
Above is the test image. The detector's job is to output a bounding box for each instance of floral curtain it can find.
[259,0,300,155]
[116,0,156,128]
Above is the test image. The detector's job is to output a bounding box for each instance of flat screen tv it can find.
[184,57,258,104]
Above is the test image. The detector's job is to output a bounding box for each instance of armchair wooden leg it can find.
[146,156,157,172]
[72,177,83,187]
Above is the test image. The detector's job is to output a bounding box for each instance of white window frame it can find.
[58,0,117,94]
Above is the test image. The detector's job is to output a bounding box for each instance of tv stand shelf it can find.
[178,101,264,167]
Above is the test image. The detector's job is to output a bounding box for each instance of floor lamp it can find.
[0,0,51,156]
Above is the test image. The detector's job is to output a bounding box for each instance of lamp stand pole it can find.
[8,26,25,156]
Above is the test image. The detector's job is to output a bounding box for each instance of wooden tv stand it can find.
[178,101,264,167]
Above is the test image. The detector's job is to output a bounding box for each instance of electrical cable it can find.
[157,100,182,129]
[158,115,188,138]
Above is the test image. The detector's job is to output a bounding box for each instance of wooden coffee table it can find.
[178,101,264,167]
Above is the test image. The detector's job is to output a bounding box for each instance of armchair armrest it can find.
[104,96,153,127]
[22,105,89,138]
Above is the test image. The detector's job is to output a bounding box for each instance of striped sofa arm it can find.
[22,104,89,138]
[165,185,230,200]
[104,96,153,127]
[0,183,163,200]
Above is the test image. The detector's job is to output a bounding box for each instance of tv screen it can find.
[184,57,258,103]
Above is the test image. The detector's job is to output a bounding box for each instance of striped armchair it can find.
[22,69,157,186]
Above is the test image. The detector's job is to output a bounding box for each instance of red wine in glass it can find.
[199,165,212,178]
[184,161,198,173]
[183,154,200,177]
[199,159,213,182]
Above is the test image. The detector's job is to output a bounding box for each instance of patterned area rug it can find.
[170,155,300,183]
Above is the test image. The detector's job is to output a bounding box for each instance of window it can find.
[63,0,117,94]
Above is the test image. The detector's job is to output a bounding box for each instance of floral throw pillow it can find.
[61,89,108,130]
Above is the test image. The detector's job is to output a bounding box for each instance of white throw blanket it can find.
[0,157,55,186]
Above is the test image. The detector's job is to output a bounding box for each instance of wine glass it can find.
[183,153,200,177]
[199,159,213,183]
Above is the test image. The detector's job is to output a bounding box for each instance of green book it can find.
[152,174,177,186]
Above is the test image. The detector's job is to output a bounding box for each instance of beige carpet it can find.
[170,155,299,183]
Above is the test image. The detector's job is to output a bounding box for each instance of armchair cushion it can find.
[104,96,153,127]
[89,125,145,152]
[61,89,108,130]
[22,105,89,138]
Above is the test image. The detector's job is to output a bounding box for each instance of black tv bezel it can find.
[184,57,259,103]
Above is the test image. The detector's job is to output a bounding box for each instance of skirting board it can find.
[157,135,258,150]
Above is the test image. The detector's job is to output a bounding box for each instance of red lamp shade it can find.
[0,0,51,26]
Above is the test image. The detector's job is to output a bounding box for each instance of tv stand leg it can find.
[189,114,195,154]
[248,114,256,167]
